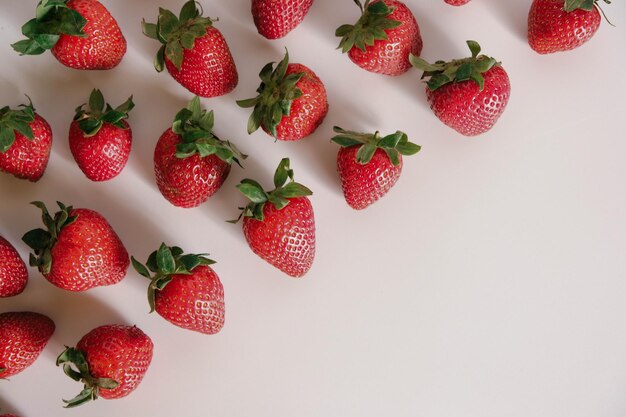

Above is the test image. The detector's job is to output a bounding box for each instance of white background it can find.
[1,0,626,416]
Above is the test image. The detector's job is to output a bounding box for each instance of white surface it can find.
[1,1,626,416]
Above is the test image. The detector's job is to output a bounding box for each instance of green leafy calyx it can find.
[131,243,216,312]
[12,0,87,56]
[410,40,499,91]
[236,50,305,138]
[332,126,421,166]
[56,346,120,408]
[74,89,134,137]
[142,0,215,72]
[230,158,312,223]
[0,98,36,153]
[563,0,610,12]
[335,0,402,53]
[22,201,77,275]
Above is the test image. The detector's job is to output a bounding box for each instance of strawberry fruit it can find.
[336,0,423,76]
[332,126,421,210]
[132,243,225,335]
[142,0,238,98]
[237,50,328,141]
[12,0,126,70]
[154,96,246,208]
[69,89,134,181]
[22,201,129,291]
[0,311,55,378]
[0,99,52,182]
[410,40,511,136]
[0,235,28,297]
[57,324,153,407]
[445,0,471,5]
[252,0,314,39]
[231,158,315,277]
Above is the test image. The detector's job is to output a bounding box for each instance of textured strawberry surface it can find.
[0,114,52,182]
[0,312,55,378]
[51,0,126,70]
[252,0,314,39]
[154,128,231,208]
[0,235,28,297]
[69,120,132,182]
[76,325,153,399]
[528,0,601,54]
[444,0,471,5]
[337,147,403,210]
[348,0,422,76]
[165,27,238,98]
[243,196,315,277]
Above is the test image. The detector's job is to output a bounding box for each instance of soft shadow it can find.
[482,0,530,41]
[0,394,21,416]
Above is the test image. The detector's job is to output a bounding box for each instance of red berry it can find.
[445,0,471,5]
[252,0,314,39]
[0,235,28,297]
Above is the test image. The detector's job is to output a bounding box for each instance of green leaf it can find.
[467,40,481,58]
[142,21,158,39]
[131,257,152,279]
[33,33,60,50]
[279,182,313,198]
[156,243,176,274]
[237,182,268,204]
[268,194,290,210]
[331,136,362,147]
[427,73,452,90]
[0,128,16,153]
[196,142,217,157]
[274,158,292,188]
[158,8,180,37]
[62,388,96,409]
[564,0,596,11]
[378,132,402,148]
[384,148,400,166]
[469,72,485,90]
[455,62,473,82]
[12,120,34,140]
[78,119,102,137]
[179,0,199,21]
[94,377,120,390]
[368,1,390,13]
[88,89,104,113]
[11,39,46,55]
[114,96,135,114]
[165,41,183,71]
[236,98,259,108]
[180,32,195,50]
[22,228,51,251]
[146,251,158,272]
[154,45,166,72]
[356,143,377,164]
[396,142,421,156]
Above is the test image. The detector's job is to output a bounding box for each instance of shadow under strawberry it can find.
[481,0,530,42]
[0,394,22,417]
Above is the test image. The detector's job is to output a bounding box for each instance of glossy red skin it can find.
[528,0,601,54]
[0,113,52,182]
[0,312,55,378]
[51,0,126,70]
[243,196,315,277]
[155,265,225,335]
[165,26,238,98]
[69,120,131,182]
[44,208,129,291]
[426,65,510,136]
[76,325,153,400]
[348,0,423,76]
[444,0,471,4]
[154,128,231,208]
[0,236,28,297]
[252,0,314,39]
[337,147,403,210]
[0,414,20,417]
[263,63,328,141]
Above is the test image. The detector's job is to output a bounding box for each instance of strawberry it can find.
[336,0,423,76]
[69,89,134,182]
[252,0,314,39]
[0,236,28,298]
[154,97,246,208]
[56,324,153,407]
[132,243,225,335]
[332,127,421,210]
[237,50,328,141]
[12,0,126,70]
[0,414,20,417]
[445,0,471,5]
[410,40,511,136]
[0,311,55,378]
[0,99,52,182]
[22,201,129,292]
[231,158,315,277]
[142,0,238,98]
[528,0,609,54]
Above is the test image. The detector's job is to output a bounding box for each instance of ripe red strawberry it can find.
[410,40,511,136]
[56,324,153,407]
[528,0,609,54]
[154,97,246,208]
[0,235,28,297]
[12,0,126,70]
[252,0,314,39]
[142,1,238,97]
[69,89,134,182]
[231,158,315,277]
[0,99,52,182]
[0,414,20,417]
[336,0,423,76]
[237,50,328,141]
[132,244,225,335]
[22,201,129,291]
[445,0,471,5]
[0,311,55,378]
[332,127,421,210]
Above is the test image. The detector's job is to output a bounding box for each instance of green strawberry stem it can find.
[74,89,134,137]
[332,126,421,166]
[0,98,36,153]
[22,201,77,275]
[236,49,305,138]
[563,0,610,12]
[56,346,119,408]
[131,243,216,312]
[335,0,402,53]
[12,0,87,55]
[409,40,499,91]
